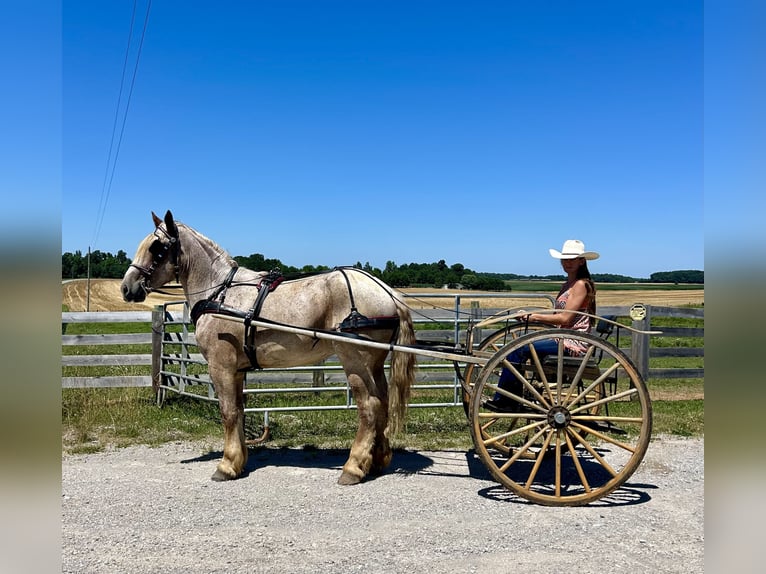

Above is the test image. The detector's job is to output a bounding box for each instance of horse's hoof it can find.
[337,471,363,485]
[211,468,236,482]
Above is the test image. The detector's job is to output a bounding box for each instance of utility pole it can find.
[86,246,91,312]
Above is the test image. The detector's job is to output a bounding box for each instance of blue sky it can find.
[57,1,705,278]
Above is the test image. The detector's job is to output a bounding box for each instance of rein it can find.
[144,284,184,296]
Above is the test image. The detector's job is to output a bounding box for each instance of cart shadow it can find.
[180,447,656,506]
[476,482,655,507]
[465,449,657,507]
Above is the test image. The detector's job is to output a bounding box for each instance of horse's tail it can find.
[388,296,417,436]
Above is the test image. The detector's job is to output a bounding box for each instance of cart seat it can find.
[541,316,617,379]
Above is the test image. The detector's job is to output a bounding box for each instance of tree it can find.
[61,250,131,279]
[649,270,704,284]
[461,273,479,289]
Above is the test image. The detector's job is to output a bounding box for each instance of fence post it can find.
[470,300,481,350]
[151,305,164,395]
[630,304,651,381]
[454,295,462,349]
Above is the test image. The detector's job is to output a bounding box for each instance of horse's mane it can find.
[178,222,239,268]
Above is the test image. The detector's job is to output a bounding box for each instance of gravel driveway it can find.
[62,437,703,573]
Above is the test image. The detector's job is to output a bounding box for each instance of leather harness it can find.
[190,267,400,372]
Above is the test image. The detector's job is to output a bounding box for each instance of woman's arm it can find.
[526,280,589,327]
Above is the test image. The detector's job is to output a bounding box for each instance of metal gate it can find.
[154,293,557,423]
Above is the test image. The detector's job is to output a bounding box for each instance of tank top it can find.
[555,281,593,356]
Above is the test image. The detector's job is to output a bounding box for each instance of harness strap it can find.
[335,268,400,343]
[190,300,248,325]
[336,267,369,334]
[212,266,239,305]
[191,267,400,372]
[243,270,284,370]
[189,266,239,325]
[190,268,284,371]
[338,314,400,333]
[336,267,358,312]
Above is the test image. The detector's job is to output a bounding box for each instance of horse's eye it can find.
[149,241,166,259]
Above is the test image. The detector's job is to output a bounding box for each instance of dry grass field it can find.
[62,278,704,313]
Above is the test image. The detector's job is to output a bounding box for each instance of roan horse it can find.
[121,210,417,484]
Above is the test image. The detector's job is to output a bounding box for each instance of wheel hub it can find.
[547,406,571,429]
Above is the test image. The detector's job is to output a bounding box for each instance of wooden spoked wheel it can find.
[469,330,652,506]
[461,322,548,417]
[465,324,604,455]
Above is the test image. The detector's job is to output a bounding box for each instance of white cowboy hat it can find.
[549,239,600,260]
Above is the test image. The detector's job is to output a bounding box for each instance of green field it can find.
[62,298,703,454]
[63,384,703,456]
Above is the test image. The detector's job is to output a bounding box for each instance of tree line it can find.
[62,250,132,280]
[61,250,704,288]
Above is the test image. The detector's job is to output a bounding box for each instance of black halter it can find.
[128,228,181,288]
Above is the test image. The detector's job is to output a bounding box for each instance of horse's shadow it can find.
[181,447,656,506]
[180,446,437,479]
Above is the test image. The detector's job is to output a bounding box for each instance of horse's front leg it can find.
[209,363,247,481]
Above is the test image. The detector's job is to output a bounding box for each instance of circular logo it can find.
[629,303,647,321]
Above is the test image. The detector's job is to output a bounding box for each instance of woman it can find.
[484,239,599,412]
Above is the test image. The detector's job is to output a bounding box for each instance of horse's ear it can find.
[152,211,162,228]
[164,210,178,239]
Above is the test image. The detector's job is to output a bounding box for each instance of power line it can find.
[91,0,137,247]
[91,0,152,249]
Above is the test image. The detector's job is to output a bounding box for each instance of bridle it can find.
[128,226,181,292]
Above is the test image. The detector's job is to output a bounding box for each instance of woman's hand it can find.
[516,310,537,324]
[517,311,545,324]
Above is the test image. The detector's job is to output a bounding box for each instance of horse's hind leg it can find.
[370,363,392,475]
[336,349,391,485]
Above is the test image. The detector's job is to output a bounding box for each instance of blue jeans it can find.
[494,338,560,400]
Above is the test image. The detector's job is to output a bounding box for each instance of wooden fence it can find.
[62,296,704,402]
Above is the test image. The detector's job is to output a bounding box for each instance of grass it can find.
[62,304,704,455]
[651,400,705,437]
[62,375,703,456]
[61,387,477,453]
[62,388,223,454]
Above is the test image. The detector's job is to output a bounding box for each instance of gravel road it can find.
[62,437,703,573]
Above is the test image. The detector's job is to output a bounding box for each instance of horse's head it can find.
[121,210,181,302]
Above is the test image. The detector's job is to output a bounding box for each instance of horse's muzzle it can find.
[121,279,147,302]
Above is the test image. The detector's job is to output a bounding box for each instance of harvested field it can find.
[62,279,185,312]
[399,287,704,310]
[62,279,704,313]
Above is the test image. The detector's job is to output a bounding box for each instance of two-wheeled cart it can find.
[216,306,656,507]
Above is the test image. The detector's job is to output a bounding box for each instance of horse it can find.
[121,210,417,485]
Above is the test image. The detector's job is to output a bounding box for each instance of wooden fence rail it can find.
[62,298,704,398]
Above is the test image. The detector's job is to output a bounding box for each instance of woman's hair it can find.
[559,259,597,315]
[577,261,597,315]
